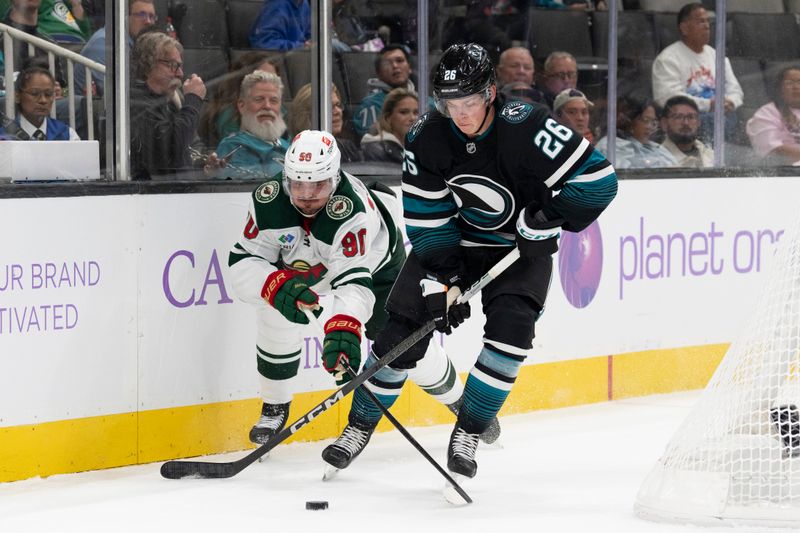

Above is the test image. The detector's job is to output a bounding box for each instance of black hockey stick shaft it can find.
[344,364,473,504]
[160,248,520,479]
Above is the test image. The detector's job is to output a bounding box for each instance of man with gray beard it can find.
[211,70,290,180]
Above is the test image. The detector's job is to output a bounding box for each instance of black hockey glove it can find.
[515,204,564,261]
[419,272,471,335]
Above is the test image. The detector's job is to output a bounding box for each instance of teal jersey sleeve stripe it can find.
[407,219,462,257]
[564,150,609,182]
[402,194,459,219]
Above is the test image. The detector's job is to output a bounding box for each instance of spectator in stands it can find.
[361,88,418,164]
[534,0,607,10]
[249,0,310,51]
[553,88,594,144]
[129,31,206,180]
[746,66,800,166]
[659,94,713,168]
[0,63,79,139]
[198,51,281,150]
[207,70,289,180]
[4,0,53,84]
[352,44,416,138]
[496,47,545,105]
[288,82,362,162]
[76,0,156,96]
[0,0,90,43]
[651,3,743,142]
[541,51,579,110]
[37,0,91,43]
[595,94,676,169]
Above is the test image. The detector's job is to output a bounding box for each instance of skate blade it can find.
[480,438,503,450]
[443,473,472,506]
[257,451,270,463]
[322,464,340,481]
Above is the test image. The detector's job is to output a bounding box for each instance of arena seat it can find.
[591,11,657,60]
[226,0,263,49]
[726,13,800,59]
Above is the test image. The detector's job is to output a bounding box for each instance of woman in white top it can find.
[746,65,800,166]
[595,95,677,169]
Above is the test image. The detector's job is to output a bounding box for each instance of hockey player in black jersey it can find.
[323,43,617,481]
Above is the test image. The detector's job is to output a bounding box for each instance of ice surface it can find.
[0,391,787,532]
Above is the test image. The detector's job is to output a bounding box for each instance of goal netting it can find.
[635,218,800,528]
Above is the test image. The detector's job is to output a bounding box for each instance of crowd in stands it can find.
[4,0,800,178]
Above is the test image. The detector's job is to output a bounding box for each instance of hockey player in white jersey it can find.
[228,129,494,446]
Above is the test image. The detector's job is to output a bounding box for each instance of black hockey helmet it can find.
[433,43,495,115]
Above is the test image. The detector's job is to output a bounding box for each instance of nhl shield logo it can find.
[326,195,353,220]
[255,180,280,203]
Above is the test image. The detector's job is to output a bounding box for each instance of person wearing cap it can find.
[553,88,594,144]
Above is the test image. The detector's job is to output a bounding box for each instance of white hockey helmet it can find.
[283,130,342,216]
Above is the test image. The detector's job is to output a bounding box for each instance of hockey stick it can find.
[342,363,473,505]
[305,307,473,504]
[160,248,520,480]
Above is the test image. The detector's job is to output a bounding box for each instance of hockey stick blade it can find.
[160,248,520,480]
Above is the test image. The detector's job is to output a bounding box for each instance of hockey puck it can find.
[305,501,329,510]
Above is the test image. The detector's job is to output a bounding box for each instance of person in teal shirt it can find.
[211,70,289,180]
[0,0,92,43]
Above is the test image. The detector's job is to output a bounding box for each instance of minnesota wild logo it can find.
[326,195,353,220]
[255,180,280,203]
[287,261,327,283]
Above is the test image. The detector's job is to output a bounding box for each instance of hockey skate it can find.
[447,424,480,478]
[447,398,502,446]
[321,423,375,480]
[249,402,290,445]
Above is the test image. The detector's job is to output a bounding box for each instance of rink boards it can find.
[1,177,797,482]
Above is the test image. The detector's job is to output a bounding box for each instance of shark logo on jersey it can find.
[255,180,280,203]
[406,113,429,143]
[446,174,515,230]
[499,102,532,124]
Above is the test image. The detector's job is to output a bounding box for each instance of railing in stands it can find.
[0,22,105,140]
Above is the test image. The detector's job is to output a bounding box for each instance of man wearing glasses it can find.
[660,95,713,168]
[76,0,157,96]
[541,51,579,111]
[129,31,206,180]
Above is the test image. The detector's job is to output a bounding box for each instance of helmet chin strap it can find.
[469,101,492,137]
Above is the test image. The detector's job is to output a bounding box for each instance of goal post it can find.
[635,218,800,527]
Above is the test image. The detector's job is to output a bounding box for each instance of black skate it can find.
[321,423,375,476]
[249,402,290,445]
[447,424,480,478]
[448,399,502,445]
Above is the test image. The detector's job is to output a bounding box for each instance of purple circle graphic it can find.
[558,220,603,308]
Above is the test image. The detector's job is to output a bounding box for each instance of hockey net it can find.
[635,219,800,528]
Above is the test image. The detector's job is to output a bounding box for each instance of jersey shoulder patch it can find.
[406,111,431,143]
[251,180,298,229]
[254,180,281,204]
[406,111,449,147]
[312,175,367,244]
[499,101,534,124]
